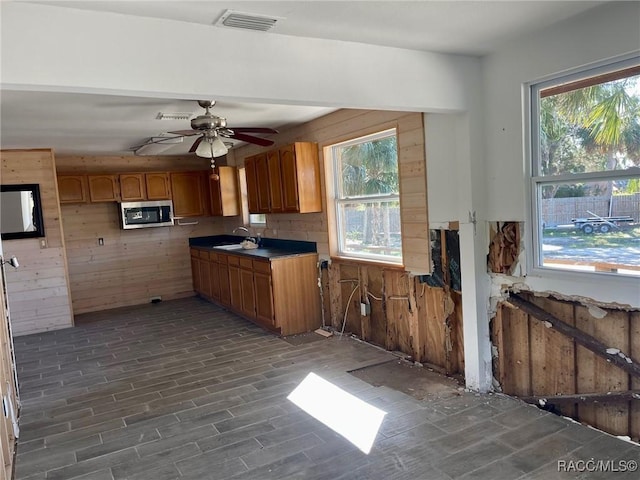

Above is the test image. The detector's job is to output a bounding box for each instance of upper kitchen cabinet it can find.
[88,175,120,202]
[119,174,146,201]
[145,173,171,200]
[57,175,88,204]
[120,173,171,201]
[244,142,321,214]
[245,153,271,214]
[210,166,240,217]
[170,171,210,217]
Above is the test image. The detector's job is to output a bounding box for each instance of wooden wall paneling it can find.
[359,265,371,342]
[367,266,387,348]
[593,309,630,436]
[60,200,223,314]
[56,155,209,173]
[339,264,361,336]
[0,261,17,478]
[383,270,413,356]
[630,311,640,441]
[422,285,448,369]
[451,290,465,374]
[527,295,577,418]
[497,303,531,397]
[328,263,342,329]
[1,149,74,336]
[575,305,599,428]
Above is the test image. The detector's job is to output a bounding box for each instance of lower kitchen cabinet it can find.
[190,248,320,335]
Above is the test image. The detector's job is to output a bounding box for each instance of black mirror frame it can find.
[0,184,46,240]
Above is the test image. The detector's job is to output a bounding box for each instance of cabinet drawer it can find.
[253,260,271,274]
[239,258,253,270]
[228,255,240,266]
[190,248,200,258]
[208,252,218,262]
[218,254,228,265]
[198,250,210,259]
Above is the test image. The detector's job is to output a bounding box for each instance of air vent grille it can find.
[216,10,281,32]
[156,112,192,121]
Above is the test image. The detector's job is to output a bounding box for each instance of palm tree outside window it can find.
[330,128,402,263]
[530,57,640,277]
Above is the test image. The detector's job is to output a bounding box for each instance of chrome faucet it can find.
[232,226,250,235]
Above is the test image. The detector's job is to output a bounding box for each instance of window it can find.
[330,129,402,263]
[237,167,266,228]
[530,59,640,277]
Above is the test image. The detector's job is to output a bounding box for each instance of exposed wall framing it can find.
[493,291,640,440]
[324,228,464,375]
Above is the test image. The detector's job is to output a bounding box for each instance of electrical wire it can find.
[340,283,360,339]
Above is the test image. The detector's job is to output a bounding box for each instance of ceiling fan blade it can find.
[168,130,201,136]
[189,136,204,153]
[228,127,279,134]
[227,132,275,147]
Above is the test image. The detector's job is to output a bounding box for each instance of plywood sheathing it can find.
[493,291,640,440]
[326,259,464,375]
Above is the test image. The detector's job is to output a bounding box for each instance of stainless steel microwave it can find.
[119,200,173,229]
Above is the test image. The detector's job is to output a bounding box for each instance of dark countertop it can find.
[189,235,317,260]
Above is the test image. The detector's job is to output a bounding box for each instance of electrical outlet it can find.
[360,302,370,316]
[150,296,162,303]
[40,238,47,249]
[98,238,104,246]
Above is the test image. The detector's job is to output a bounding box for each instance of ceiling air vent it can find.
[215,10,281,32]
[156,112,192,121]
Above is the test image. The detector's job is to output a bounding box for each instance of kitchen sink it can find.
[215,244,243,250]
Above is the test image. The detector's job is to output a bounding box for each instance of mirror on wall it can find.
[0,184,45,240]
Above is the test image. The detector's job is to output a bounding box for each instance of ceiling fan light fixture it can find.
[195,135,228,158]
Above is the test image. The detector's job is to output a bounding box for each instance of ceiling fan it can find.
[169,100,279,160]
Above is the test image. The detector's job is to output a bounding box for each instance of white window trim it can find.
[329,128,403,265]
[525,55,640,298]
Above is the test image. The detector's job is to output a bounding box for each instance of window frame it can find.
[330,128,402,264]
[528,55,640,280]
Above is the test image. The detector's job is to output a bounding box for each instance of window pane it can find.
[538,178,640,276]
[249,213,265,226]
[538,71,640,176]
[338,200,402,261]
[336,135,398,197]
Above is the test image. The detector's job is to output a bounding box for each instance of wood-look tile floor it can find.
[13,297,639,479]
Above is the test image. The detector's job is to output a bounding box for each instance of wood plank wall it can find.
[326,259,464,375]
[493,292,640,440]
[0,253,19,479]
[227,109,430,274]
[55,155,225,314]
[0,149,74,335]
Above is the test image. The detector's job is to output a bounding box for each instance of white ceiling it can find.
[0,0,607,156]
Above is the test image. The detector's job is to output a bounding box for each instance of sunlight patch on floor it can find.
[287,372,387,454]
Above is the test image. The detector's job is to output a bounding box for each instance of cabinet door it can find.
[191,251,201,293]
[279,144,301,212]
[240,268,256,319]
[244,156,259,214]
[254,153,271,213]
[266,150,284,213]
[57,175,88,203]
[199,257,211,298]
[146,173,171,200]
[209,260,220,301]
[120,174,146,201]
[170,172,208,217]
[210,166,240,217]
[88,175,119,202]
[228,265,242,312]
[254,271,274,327]
[218,258,231,306]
